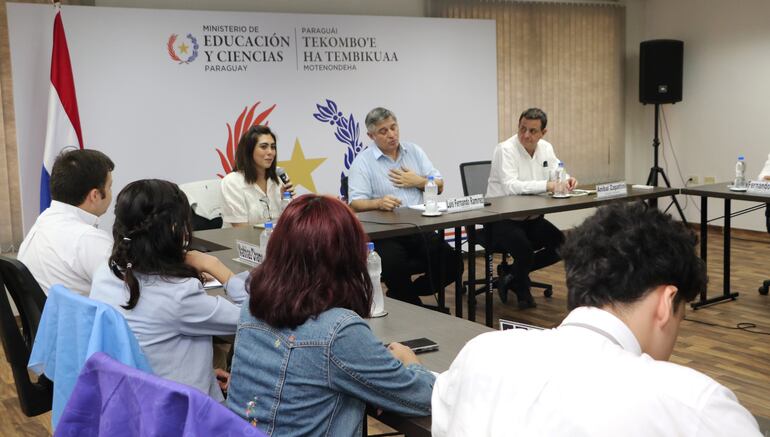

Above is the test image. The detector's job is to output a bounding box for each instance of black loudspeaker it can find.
[639,39,683,104]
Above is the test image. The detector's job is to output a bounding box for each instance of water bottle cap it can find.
[558,161,565,167]
[738,155,745,160]
[367,242,375,251]
[428,175,435,181]
[264,221,273,229]
[283,191,291,199]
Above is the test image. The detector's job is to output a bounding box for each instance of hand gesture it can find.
[387,342,421,366]
[388,166,424,189]
[280,180,296,197]
[215,368,230,391]
[566,177,578,192]
[378,195,402,211]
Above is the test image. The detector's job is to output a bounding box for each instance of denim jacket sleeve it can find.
[328,314,435,416]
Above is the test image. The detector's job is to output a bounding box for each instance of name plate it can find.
[747,180,770,196]
[596,181,628,199]
[235,239,263,266]
[446,194,485,213]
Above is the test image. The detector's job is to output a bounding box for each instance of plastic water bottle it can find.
[260,221,273,255]
[280,191,292,213]
[734,155,747,189]
[554,162,567,196]
[367,242,386,317]
[424,175,439,214]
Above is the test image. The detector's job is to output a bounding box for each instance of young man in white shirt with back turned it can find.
[18,149,114,296]
[432,201,761,437]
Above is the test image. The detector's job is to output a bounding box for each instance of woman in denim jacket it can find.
[226,194,435,436]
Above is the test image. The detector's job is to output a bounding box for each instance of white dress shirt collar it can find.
[559,306,642,356]
[48,200,100,227]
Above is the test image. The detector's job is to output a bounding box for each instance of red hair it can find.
[247,194,373,328]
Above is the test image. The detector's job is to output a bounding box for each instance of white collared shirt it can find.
[487,134,560,196]
[432,306,761,437]
[220,171,283,226]
[17,201,113,296]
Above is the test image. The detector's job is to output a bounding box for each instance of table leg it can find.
[692,197,740,309]
[436,229,446,312]
[484,224,494,328]
[454,226,463,319]
[467,227,477,323]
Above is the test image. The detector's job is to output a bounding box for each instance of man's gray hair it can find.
[365,107,397,133]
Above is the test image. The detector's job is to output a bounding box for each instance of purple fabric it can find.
[54,353,265,437]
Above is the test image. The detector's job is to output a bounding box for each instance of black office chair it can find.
[760,204,770,295]
[459,161,554,304]
[0,256,53,416]
[179,179,224,231]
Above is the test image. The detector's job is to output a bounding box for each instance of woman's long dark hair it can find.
[109,179,200,309]
[234,125,278,185]
[248,195,373,329]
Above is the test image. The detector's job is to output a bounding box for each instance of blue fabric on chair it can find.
[28,284,152,428]
[55,352,264,437]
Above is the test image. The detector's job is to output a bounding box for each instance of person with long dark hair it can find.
[226,195,435,436]
[90,179,247,401]
[221,125,294,227]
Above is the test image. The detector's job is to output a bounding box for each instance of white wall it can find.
[40,0,770,232]
[625,0,770,231]
[90,0,604,232]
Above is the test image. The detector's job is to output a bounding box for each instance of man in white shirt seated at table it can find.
[486,108,577,309]
[18,149,114,296]
[432,201,761,437]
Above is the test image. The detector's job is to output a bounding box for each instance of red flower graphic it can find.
[215,102,277,178]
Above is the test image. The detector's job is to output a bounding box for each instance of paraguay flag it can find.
[41,6,83,212]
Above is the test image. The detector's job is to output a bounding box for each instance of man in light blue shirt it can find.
[348,107,461,306]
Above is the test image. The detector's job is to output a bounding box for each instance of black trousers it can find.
[488,217,564,294]
[374,232,462,306]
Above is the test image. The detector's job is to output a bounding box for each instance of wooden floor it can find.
[2,227,769,435]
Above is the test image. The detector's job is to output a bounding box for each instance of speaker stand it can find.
[645,104,688,224]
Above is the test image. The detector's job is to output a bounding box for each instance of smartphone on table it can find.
[398,337,439,353]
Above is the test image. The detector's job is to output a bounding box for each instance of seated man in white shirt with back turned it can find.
[432,201,761,437]
[18,149,114,296]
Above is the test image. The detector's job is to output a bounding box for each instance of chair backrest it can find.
[0,256,52,417]
[57,352,264,436]
[28,284,152,428]
[179,179,223,216]
[179,179,224,230]
[340,174,349,200]
[459,161,492,196]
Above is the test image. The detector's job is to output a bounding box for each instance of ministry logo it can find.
[166,33,199,64]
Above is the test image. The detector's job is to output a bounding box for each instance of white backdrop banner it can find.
[8,4,497,231]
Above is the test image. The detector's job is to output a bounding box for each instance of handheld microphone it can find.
[276,167,290,185]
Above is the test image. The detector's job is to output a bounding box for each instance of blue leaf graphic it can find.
[313,113,329,122]
[317,104,333,117]
[347,147,354,163]
[326,99,338,114]
[337,127,352,142]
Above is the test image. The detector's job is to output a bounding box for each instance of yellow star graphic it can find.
[278,138,326,193]
[178,42,189,54]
